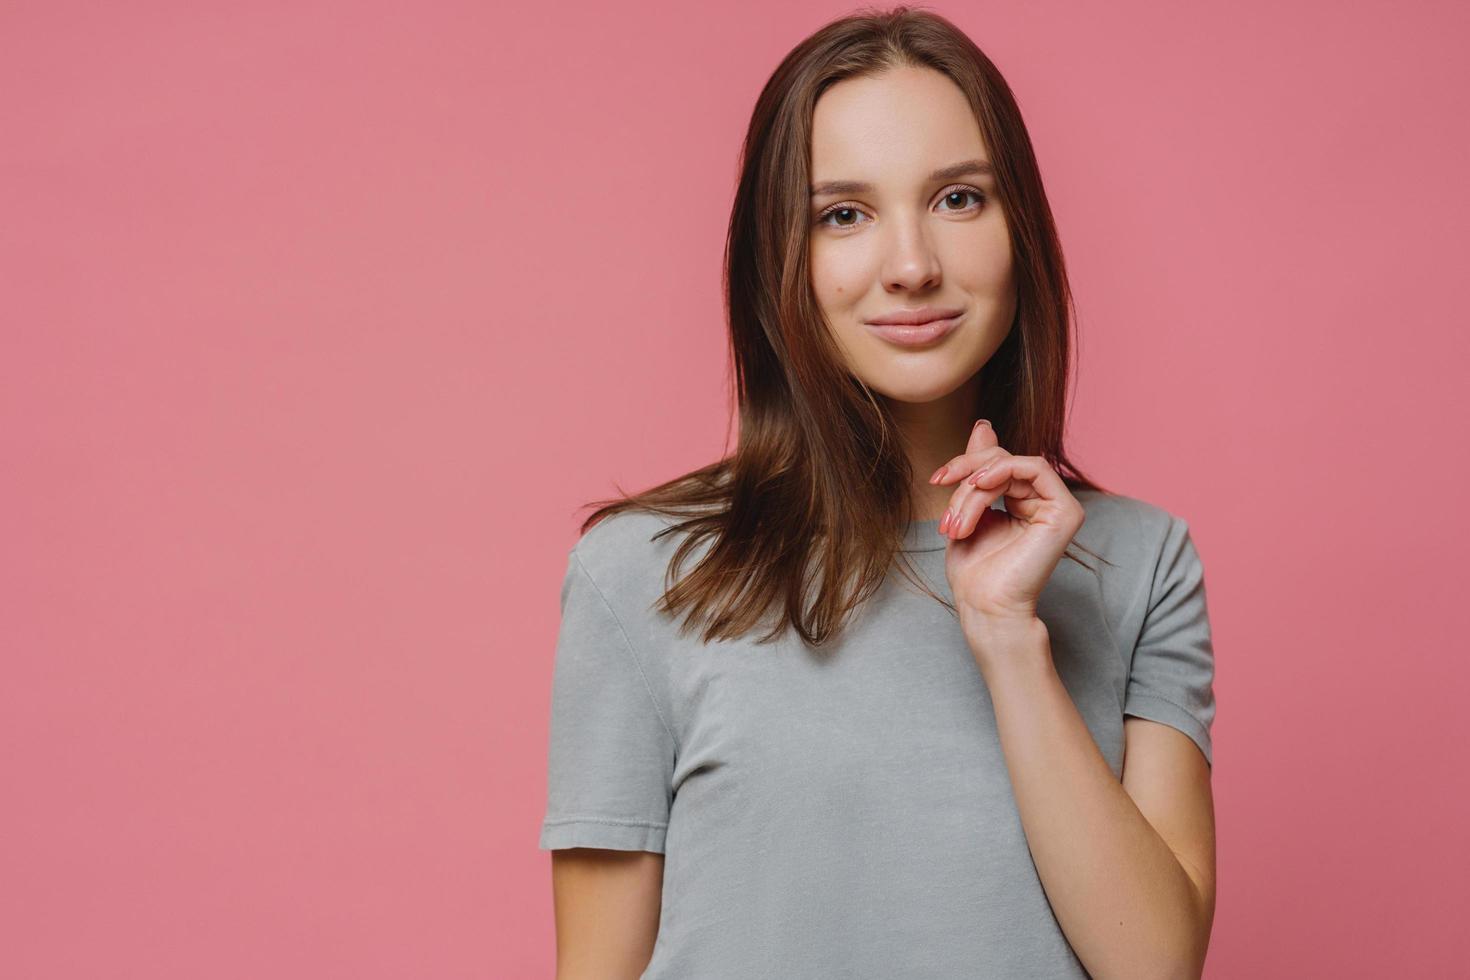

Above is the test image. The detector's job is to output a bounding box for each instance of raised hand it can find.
[927,419,1085,645]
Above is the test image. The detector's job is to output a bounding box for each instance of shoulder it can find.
[1065,490,1210,648]
[1071,486,1194,568]
[1073,486,1181,530]
[564,508,708,628]
[561,507,729,658]
[570,508,690,580]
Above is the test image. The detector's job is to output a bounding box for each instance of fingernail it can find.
[939,509,952,533]
[929,465,947,484]
[973,419,990,430]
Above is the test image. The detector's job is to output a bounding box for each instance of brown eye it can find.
[816,205,868,229]
[938,188,986,212]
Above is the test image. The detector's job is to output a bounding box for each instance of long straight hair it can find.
[580,5,1111,648]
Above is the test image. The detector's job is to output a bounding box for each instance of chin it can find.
[857,367,977,405]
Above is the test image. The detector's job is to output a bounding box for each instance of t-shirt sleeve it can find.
[538,547,676,853]
[1122,515,1217,768]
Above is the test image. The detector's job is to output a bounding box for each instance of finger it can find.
[968,454,1070,503]
[964,418,998,455]
[947,449,1018,537]
[965,453,1032,492]
[947,477,1003,539]
[940,448,1012,537]
[929,422,1002,485]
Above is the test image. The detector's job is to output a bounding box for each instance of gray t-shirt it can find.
[538,488,1216,978]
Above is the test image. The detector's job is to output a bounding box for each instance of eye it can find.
[812,184,988,229]
[936,185,987,213]
[814,204,871,229]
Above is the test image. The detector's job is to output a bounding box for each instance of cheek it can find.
[947,229,1012,290]
[981,228,1016,288]
[809,252,836,303]
[809,245,871,306]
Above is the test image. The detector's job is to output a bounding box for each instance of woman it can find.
[538,7,1216,979]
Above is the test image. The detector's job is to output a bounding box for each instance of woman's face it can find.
[808,65,1016,405]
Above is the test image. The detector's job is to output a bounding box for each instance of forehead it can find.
[809,66,990,186]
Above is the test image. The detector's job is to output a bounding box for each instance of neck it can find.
[884,378,983,522]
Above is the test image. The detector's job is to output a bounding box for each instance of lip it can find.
[863,310,964,348]
[864,306,965,326]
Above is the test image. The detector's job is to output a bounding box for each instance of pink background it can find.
[4,1,1467,976]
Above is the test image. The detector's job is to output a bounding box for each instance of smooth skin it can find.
[926,414,1216,978]
[549,63,1214,978]
[549,848,662,980]
[808,63,1018,524]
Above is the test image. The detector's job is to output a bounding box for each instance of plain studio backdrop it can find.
[2,1,1467,977]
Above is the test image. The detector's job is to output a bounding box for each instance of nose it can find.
[880,215,942,293]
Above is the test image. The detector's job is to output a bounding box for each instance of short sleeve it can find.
[1123,516,1217,768]
[538,548,676,853]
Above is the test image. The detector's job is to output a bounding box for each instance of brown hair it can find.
[578,5,1112,647]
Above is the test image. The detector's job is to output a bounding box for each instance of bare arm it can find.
[974,620,1215,980]
[550,847,664,980]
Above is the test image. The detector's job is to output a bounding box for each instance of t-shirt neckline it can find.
[899,498,1007,553]
[899,519,946,552]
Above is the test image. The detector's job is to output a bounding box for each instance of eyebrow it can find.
[809,159,995,198]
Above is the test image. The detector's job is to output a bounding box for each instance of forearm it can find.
[972,619,1207,980]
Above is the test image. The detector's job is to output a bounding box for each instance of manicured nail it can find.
[929,465,947,484]
[973,419,990,430]
[970,466,990,485]
[939,509,952,533]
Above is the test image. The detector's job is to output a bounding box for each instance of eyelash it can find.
[814,185,988,228]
